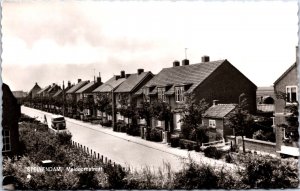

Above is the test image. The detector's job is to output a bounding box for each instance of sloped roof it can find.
[37,85,51,94]
[203,104,237,119]
[28,83,41,94]
[53,89,63,97]
[47,84,61,93]
[143,60,226,94]
[274,62,297,85]
[75,81,100,93]
[114,72,152,93]
[93,76,126,93]
[66,81,89,94]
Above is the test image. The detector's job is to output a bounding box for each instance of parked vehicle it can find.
[51,115,66,130]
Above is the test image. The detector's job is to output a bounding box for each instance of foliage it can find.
[253,129,275,142]
[170,137,180,148]
[180,94,209,143]
[182,124,209,144]
[116,121,128,132]
[284,104,299,142]
[148,128,162,142]
[225,93,254,152]
[95,93,110,112]
[241,155,299,189]
[126,124,140,136]
[204,147,223,159]
[179,139,198,151]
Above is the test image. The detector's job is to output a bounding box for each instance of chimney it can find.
[182,59,189,66]
[213,100,219,106]
[173,60,180,67]
[115,75,120,80]
[202,55,210,62]
[120,70,125,78]
[35,82,38,85]
[125,74,131,78]
[78,79,82,83]
[68,81,71,88]
[137,69,144,75]
[97,77,101,83]
[52,83,55,86]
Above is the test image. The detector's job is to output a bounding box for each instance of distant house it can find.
[12,91,28,104]
[202,101,237,142]
[27,82,42,99]
[36,85,51,98]
[274,47,298,156]
[114,69,154,123]
[45,83,61,98]
[65,79,89,116]
[2,83,21,156]
[93,73,127,120]
[75,77,103,117]
[138,56,257,139]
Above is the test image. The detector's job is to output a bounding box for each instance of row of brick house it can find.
[23,50,299,156]
[27,56,257,142]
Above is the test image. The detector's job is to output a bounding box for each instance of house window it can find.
[286,86,298,103]
[2,130,11,152]
[143,88,150,102]
[118,94,122,101]
[157,87,166,102]
[175,86,184,102]
[209,119,216,128]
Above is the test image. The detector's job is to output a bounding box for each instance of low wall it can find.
[227,136,276,155]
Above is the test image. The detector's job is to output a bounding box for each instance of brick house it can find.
[92,73,127,121]
[2,83,21,156]
[114,69,154,123]
[45,83,61,98]
[27,82,41,99]
[65,79,90,116]
[137,56,257,138]
[202,101,237,142]
[75,77,103,117]
[274,47,298,156]
[52,81,73,114]
[36,85,51,98]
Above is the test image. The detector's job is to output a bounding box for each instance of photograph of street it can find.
[2,0,299,189]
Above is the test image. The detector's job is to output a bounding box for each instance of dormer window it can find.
[143,88,150,102]
[286,86,298,103]
[157,87,166,102]
[175,86,184,102]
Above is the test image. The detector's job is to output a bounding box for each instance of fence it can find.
[71,140,124,169]
[227,136,277,155]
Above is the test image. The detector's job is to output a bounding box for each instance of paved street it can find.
[21,106,237,172]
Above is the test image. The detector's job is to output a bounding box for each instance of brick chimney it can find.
[115,75,120,80]
[202,55,210,62]
[138,69,144,75]
[213,100,219,106]
[97,77,101,83]
[182,59,189,66]
[78,79,82,83]
[125,74,131,78]
[120,70,125,78]
[173,60,180,67]
[68,81,71,88]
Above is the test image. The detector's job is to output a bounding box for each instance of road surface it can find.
[21,106,237,172]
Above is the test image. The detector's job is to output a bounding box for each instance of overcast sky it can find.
[2,0,298,91]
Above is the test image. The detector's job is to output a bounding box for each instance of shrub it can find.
[204,147,223,159]
[103,164,127,189]
[56,131,72,145]
[174,161,219,189]
[225,153,234,163]
[170,137,180,148]
[116,121,128,132]
[101,120,112,127]
[148,128,162,142]
[179,139,198,151]
[126,124,140,136]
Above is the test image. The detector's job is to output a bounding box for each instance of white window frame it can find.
[209,119,216,128]
[156,120,162,127]
[2,130,11,152]
[175,86,184,102]
[157,87,166,102]
[286,86,298,103]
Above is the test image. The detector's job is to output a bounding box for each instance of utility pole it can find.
[62,81,65,116]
